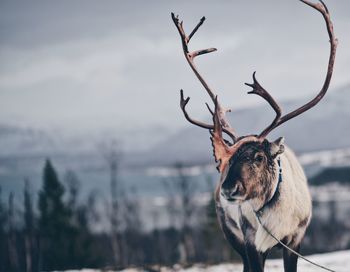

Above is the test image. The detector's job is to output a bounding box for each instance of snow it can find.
[311,183,350,202]
[155,250,349,271]
[64,250,350,272]
[299,148,350,168]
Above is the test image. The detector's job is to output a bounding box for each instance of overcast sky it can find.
[0,0,349,143]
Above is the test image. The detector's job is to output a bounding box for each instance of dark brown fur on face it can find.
[221,140,277,204]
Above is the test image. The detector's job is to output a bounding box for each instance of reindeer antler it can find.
[245,0,338,140]
[173,0,337,173]
[171,13,237,143]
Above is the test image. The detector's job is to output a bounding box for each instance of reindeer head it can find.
[220,137,284,204]
[172,0,337,204]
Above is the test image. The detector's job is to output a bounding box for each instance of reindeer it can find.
[171,1,337,271]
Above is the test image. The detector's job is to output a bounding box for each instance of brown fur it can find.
[221,141,278,207]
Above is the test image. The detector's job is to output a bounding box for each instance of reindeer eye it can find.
[255,154,264,163]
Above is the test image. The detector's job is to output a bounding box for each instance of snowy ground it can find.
[65,250,350,272]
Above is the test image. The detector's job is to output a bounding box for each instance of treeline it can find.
[0,160,106,271]
[1,159,349,272]
[309,166,350,185]
[0,159,239,272]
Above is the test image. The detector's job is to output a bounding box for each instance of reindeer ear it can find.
[270,137,285,158]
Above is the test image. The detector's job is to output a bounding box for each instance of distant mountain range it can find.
[0,84,349,169]
[138,83,350,167]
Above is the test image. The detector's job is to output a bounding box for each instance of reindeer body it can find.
[215,145,312,271]
[172,1,336,271]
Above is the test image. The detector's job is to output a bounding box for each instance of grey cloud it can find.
[0,0,349,149]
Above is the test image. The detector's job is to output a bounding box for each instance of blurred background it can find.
[0,0,350,271]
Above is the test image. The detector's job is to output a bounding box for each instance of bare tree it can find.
[64,170,80,212]
[99,140,124,268]
[0,186,7,272]
[163,162,197,264]
[8,192,20,272]
[122,187,144,265]
[23,179,35,272]
[163,178,179,229]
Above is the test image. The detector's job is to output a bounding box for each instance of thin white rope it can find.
[255,213,336,272]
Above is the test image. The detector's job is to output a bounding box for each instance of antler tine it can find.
[180,90,237,140]
[180,89,214,130]
[205,102,214,116]
[171,12,237,142]
[171,12,217,102]
[245,72,282,139]
[188,16,205,42]
[245,0,337,140]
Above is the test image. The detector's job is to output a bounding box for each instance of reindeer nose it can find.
[221,184,239,200]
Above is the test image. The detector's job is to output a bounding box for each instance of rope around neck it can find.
[255,213,336,272]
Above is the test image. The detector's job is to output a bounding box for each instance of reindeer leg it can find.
[219,217,249,272]
[261,250,269,270]
[244,243,264,272]
[239,215,264,272]
[215,205,250,272]
[283,243,300,272]
[233,242,249,272]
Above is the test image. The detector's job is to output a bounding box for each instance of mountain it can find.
[0,84,349,169]
[142,84,350,166]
